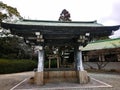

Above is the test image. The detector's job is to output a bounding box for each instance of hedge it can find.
[0,59,37,74]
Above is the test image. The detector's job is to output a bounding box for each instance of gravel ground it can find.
[0,72,120,90]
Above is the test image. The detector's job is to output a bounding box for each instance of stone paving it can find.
[0,72,120,90]
[14,77,112,90]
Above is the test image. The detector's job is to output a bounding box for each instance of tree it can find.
[0,1,21,22]
[0,2,32,59]
[0,36,32,59]
[0,1,22,37]
[58,9,71,21]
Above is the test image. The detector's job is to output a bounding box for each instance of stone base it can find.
[44,71,77,83]
[78,70,90,84]
[29,70,89,85]
[34,71,44,85]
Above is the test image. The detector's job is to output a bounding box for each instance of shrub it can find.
[0,59,37,74]
[51,59,57,68]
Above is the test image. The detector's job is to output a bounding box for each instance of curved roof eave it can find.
[1,19,103,27]
[1,22,120,29]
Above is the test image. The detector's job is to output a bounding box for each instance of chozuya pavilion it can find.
[1,19,120,85]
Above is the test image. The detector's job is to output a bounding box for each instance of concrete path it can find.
[0,72,34,90]
[0,72,120,90]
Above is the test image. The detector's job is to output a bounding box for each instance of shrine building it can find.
[1,19,120,85]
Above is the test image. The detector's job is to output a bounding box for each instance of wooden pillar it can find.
[49,58,51,69]
[57,56,60,68]
[99,54,105,61]
[85,55,89,61]
[84,55,89,62]
[77,47,90,84]
[34,46,44,85]
[102,54,105,61]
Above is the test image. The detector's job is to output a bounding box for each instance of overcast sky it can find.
[1,0,120,38]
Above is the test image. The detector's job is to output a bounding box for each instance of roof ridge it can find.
[23,19,99,24]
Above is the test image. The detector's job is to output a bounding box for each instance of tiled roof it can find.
[11,19,103,27]
[82,38,120,51]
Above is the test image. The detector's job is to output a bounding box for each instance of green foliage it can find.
[0,12,7,22]
[44,60,49,68]
[44,59,57,68]
[50,59,57,68]
[0,1,21,22]
[0,59,37,74]
[0,37,32,59]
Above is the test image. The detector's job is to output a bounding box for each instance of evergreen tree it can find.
[59,9,71,21]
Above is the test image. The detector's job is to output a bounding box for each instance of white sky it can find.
[1,0,120,38]
[1,0,120,25]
